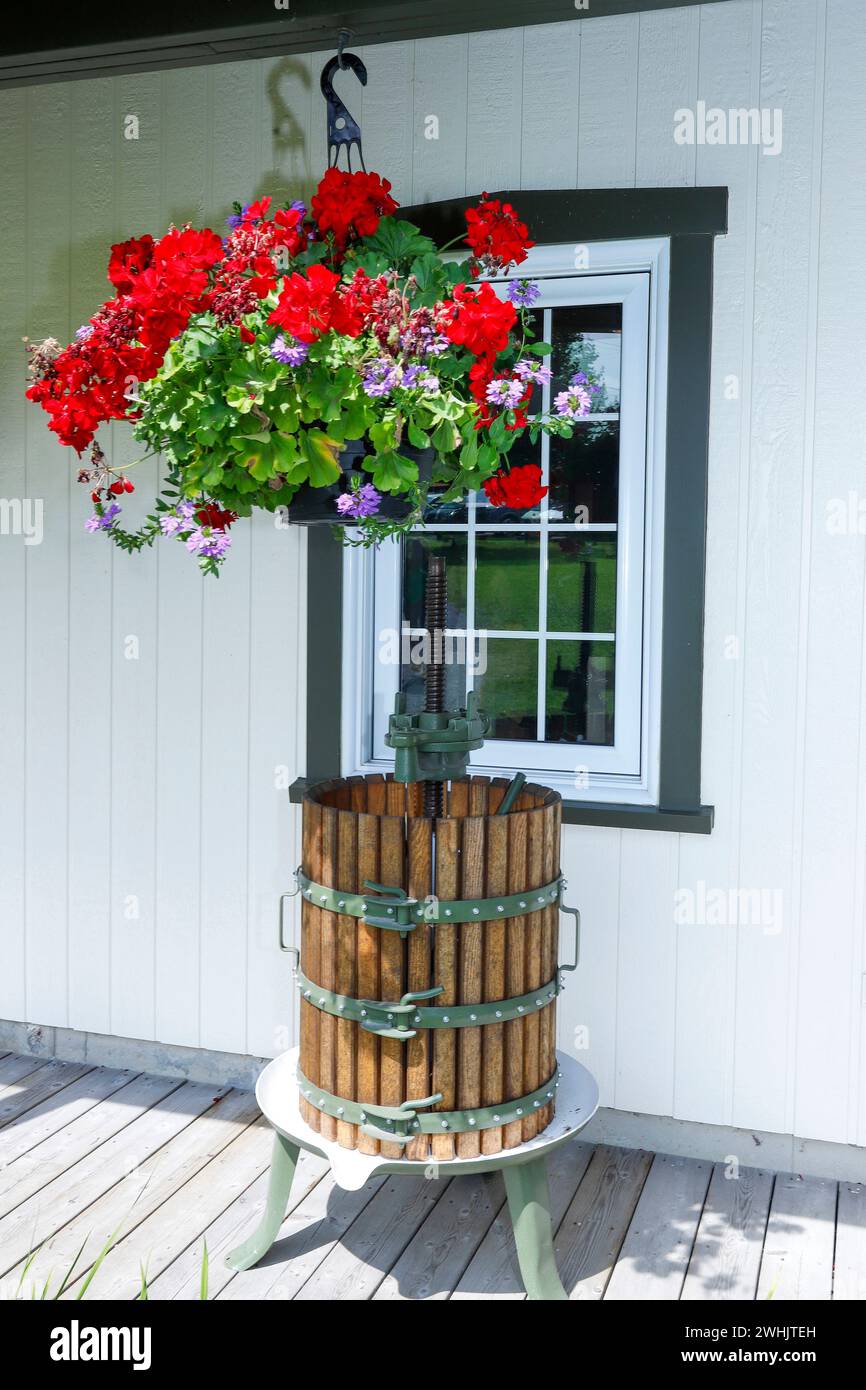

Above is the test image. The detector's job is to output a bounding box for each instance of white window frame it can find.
[341,237,669,807]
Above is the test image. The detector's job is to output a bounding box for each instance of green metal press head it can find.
[385,689,489,784]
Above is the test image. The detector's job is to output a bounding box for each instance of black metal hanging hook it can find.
[320,39,367,173]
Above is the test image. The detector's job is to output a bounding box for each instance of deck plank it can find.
[71,1116,275,1298]
[833,1181,866,1299]
[0,1081,236,1286]
[0,1060,95,1129]
[293,1175,449,1301]
[556,1144,653,1299]
[0,1067,138,1164]
[16,1088,262,1296]
[0,1071,181,1222]
[374,1172,504,1300]
[756,1173,836,1301]
[148,1149,330,1300]
[216,1172,388,1301]
[451,1140,595,1299]
[604,1153,712,1300]
[681,1163,774,1300]
[0,1056,48,1091]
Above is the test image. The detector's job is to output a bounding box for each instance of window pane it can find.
[474,638,537,741]
[475,533,540,632]
[545,640,615,745]
[551,302,622,411]
[423,488,468,524]
[402,533,468,629]
[547,535,617,633]
[548,421,619,524]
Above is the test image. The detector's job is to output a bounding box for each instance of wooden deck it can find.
[0,1052,863,1301]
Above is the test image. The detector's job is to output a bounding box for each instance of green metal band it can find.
[296,868,563,932]
[295,969,560,1040]
[296,1063,561,1146]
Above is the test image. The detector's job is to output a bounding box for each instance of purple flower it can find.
[570,371,589,386]
[486,377,525,410]
[362,358,400,398]
[290,199,306,216]
[226,207,245,231]
[514,359,552,386]
[75,324,93,342]
[270,334,308,366]
[85,501,121,533]
[507,279,541,307]
[401,364,422,389]
[336,482,382,519]
[160,498,199,536]
[185,527,232,560]
[554,384,592,420]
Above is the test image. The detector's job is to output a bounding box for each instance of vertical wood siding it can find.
[0,0,863,1146]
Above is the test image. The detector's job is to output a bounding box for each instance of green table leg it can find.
[226,1132,299,1271]
[503,1155,568,1301]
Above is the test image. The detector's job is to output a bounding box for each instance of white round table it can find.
[227,1046,599,1300]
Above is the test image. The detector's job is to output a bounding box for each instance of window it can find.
[342,238,670,806]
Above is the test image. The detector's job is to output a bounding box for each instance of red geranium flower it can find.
[268,263,363,342]
[311,168,399,250]
[445,282,517,359]
[196,503,238,530]
[107,235,155,294]
[465,195,534,272]
[483,463,547,510]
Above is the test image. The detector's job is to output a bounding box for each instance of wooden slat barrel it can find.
[297,774,562,1157]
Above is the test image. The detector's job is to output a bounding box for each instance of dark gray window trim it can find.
[292,185,726,835]
[2,2,741,90]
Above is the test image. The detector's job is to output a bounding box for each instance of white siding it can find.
[0,0,864,1146]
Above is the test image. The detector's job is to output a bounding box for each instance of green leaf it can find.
[407,422,430,450]
[370,449,418,493]
[299,429,343,488]
[530,341,553,357]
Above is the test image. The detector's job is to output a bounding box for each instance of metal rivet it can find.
[387,1013,394,1022]
[443,1015,450,1023]
[337,1107,344,1115]
[361,1009,367,1017]
[338,1004,345,1012]
[534,1100,540,1108]
[468,1117,476,1125]
[445,909,452,917]
[537,896,544,904]
[304,990,311,999]
[497,905,504,912]
[519,901,527,909]
[493,1115,501,1122]
[495,1010,502,1018]
[518,1006,524,1013]
[472,908,480,916]
[320,895,327,903]
[319,998,325,1007]
[516,1107,523,1116]
[414,1015,422,1024]
[318,1097,326,1107]
[470,1014,477,1022]
[441,1120,449,1129]
[546,1092,553,1100]
[361,903,367,912]
[414,1120,420,1129]
[361,1112,367,1121]
[338,900,345,909]
[387,908,394,915]
[536,999,543,1007]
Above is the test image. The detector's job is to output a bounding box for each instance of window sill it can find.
[288,778,713,835]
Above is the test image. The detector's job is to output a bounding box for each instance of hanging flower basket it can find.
[25,169,598,574]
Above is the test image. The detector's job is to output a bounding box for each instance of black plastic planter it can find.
[286,440,435,526]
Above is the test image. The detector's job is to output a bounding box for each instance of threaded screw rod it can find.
[423,554,446,819]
